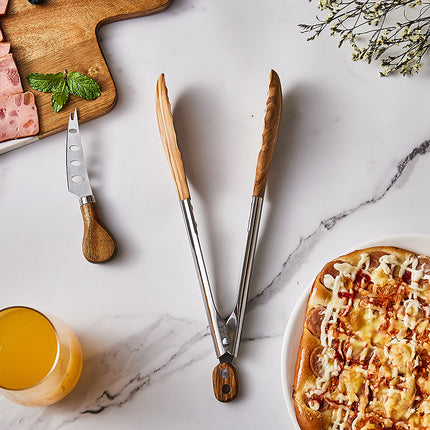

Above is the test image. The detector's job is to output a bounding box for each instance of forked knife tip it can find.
[68,109,79,130]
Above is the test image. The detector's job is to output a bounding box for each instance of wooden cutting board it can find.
[1,0,172,143]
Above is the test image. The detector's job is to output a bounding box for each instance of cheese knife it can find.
[66,109,116,263]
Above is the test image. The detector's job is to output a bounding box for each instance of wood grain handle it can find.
[156,74,190,201]
[212,362,239,402]
[253,69,283,198]
[80,201,116,263]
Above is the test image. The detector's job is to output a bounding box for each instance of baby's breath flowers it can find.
[300,0,430,76]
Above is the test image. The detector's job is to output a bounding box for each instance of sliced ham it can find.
[0,53,23,97]
[0,92,39,143]
[0,24,3,42]
[0,0,9,15]
[0,42,10,57]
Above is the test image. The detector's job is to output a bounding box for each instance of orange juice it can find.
[0,307,58,390]
[0,306,82,406]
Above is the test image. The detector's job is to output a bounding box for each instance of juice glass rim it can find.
[0,305,60,392]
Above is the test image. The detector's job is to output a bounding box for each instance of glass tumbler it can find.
[0,306,83,406]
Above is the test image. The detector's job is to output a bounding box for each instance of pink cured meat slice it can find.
[0,54,23,97]
[0,24,3,41]
[0,92,39,143]
[0,42,10,57]
[0,0,9,15]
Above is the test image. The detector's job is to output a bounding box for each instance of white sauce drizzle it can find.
[310,251,430,429]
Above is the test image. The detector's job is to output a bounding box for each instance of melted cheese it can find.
[385,338,416,372]
[383,372,415,421]
[305,251,430,430]
[370,267,390,288]
[418,375,430,394]
[339,366,366,403]
[403,299,422,329]
[362,308,383,341]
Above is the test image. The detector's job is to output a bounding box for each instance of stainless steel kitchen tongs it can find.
[156,71,282,402]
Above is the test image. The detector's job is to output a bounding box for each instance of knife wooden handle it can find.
[253,69,282,198]
[80,201,116,263]
[156,73,190,201]
[212,362,239,402]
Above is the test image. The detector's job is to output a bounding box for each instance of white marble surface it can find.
[2,0,430,428]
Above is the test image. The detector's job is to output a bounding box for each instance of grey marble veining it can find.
[5,137,427,429]
[248,138,430,311]
[0,316,211,429]
[2,131,430,430]
[2,0,430,428]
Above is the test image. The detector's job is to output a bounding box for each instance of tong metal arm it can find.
[181,195,263,361]
[156,70,282,402]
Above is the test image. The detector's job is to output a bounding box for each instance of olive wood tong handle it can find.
[253,69,282,198]
[155,73,190,200]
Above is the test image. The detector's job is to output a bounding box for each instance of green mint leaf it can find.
[51,81,69,113]
[27,70,101,112]
[66,72,100,100]
[26,72,64,93]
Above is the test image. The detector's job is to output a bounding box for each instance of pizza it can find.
[293,246,430,429]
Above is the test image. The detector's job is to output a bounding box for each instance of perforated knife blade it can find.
[66,109,116,263]
[66,110,93,200]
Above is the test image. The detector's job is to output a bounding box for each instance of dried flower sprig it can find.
[299,0,430,76]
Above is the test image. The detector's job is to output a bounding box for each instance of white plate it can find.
[280,233,430,429]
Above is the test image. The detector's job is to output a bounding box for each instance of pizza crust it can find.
[294,328,328,430]
[292,245,430,429]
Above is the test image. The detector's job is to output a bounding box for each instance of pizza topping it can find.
[338,366,365,403]
[297,247,430,430]
[368,251,388,270]
[306,306,326,337]
[308,398,321,411]
[323,273,336,290]
[418,256,430,271]
[402,299,423,330]
[321,261,342,284]
[309,346,326,377]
